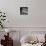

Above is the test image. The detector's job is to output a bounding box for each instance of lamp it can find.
[5,29,10,37]
[5,29,9,33]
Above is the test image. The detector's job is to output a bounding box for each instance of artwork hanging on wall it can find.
[20,7,28,15]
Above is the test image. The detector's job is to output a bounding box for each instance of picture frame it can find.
[20,7,28,15]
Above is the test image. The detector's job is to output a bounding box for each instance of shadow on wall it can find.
[13,40,21,46]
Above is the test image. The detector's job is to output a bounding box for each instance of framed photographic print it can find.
[20,7,28,15]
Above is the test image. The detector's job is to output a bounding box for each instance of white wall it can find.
[0,1,46,46]
[32,0,46,27]
[0,0,46,27]
[0,0,46,32]
[6,0,32,27]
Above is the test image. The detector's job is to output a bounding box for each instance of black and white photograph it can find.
[20,7,28,15]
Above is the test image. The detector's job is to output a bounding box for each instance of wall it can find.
[0,0,46,27]
[0,0,46,46]
[0,0,31,27]
[32,0,46,27]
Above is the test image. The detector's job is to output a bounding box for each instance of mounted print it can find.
[20,7,28,15]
